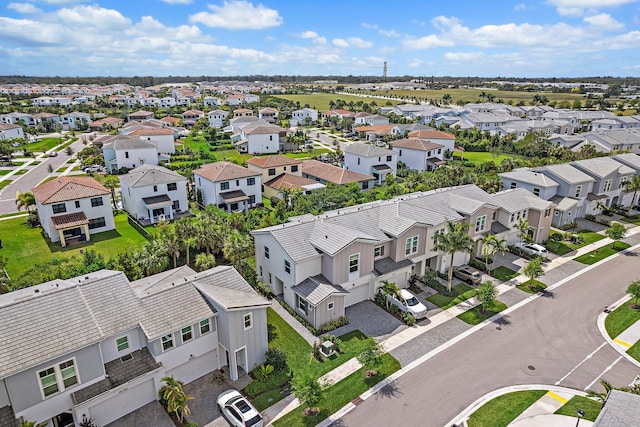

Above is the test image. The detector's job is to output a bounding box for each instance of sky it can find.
[1,0,640,78]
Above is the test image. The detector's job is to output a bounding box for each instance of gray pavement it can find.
[105,401,174,427]
[329,300,406,340]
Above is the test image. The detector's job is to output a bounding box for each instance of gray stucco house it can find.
[0,265,269,427]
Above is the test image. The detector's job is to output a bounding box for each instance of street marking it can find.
[546,391,568,404]
[614,337,632,348]
[555,342,607,385]
[584,356,623,390]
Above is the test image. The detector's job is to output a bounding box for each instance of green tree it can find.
[137,239,169,276]
[477,280,497,313]
[64,146,74,156]
[158,376,193,423]
[627,280,640,308]
[524,257,544,286]
[432,221,474,292]
[624,176,640,214]
[222,229,253,265]
[357,338,385,376]
[175,218,195,266]
[156,220,181,269]
[479,234,507,274]
[514,218,531,243]
[15,191,36,214]
[378,280,400,310]
[291,374,325,414]
[194,253,217,272]
[605,222,627,249]
[103,176,120,210]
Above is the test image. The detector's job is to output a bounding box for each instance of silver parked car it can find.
[514,242,548,259]
[453,265,482,285]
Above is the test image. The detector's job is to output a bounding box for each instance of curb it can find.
[597,295,640,369]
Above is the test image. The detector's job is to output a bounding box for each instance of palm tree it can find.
[137,240,169,276]
[378,280,401,309]
[158,376,193,423]
[194,253,217,272]
[103,176,120,210]
[432,221,474,292]
[222,230,253,265]
[514,218,531,243]
[586,380,615,403]
[624,176,640,214]
[156,221,180,269]
[15,191,36,214]
[479,234,508,275]
[174,218,195,266]
[524,257,544,287]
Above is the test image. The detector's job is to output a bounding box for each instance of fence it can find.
[127,215,152,240]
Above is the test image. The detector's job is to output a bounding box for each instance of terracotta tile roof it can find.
[160,117,181,124]
[389,138,444,151]
[182,109,204,116]
[354,124,394,134]
[129,127,174,136]
[247,155,302,168]
[407,129,455,140]
[33,176,109,204]
[52,212,89,230]
[128,110,154,117]
[265,173,321,190]
[302,160,374,184]
[194,161,260,182]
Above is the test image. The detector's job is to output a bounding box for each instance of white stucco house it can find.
[0,124,24,140]
[233,122,285,154]
[343,142,397,185]
[102,137,160,173]
[120,164,189,224]
[32,176,115,247]
[208,109,229,128]
[290,108,318,127]
[127,127,176,154]
[194,161,262,212]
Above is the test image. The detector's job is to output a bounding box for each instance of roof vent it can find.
[34,289,40,293]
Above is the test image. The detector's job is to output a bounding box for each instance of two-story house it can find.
[289,108,318,127]
[0,265,270,427]
[128,127,176,154]
[181,110,205,128]
[389,138,445,172]
[343,142,397,185]
[0,123,24,140]
[120,164,189,224]
[127,110,155,122]
[194,161,262,212]
[570,157,635,207]
[251,184,551,330]
[258,107,278,123]
[32,177,115,247]
[208,109,229,128]
[234,122,286,154]
[60,112,91,131]
[302,159,376,191]
[102,137,161,173]
[246,155,325,198]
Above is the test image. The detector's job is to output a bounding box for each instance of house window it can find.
[298,297,308,315]
[492,211,496,221]
[248,195,256,204]
[269,135,273,141]
[374,245,384,257]
[349,253,359,274]
[75,201,80,208]
[284,260,291,274]
[362,181,369,190]
[172,200,180,210]
[88,217,106,229]
[161,334,174,351]
[405,236,418,255]
[264,246,270,259]
[357,158,360,165]
[399,149,402,156]
[575,185,582,198]
[247,177,256,186]
[125,151,129,159]
[603,179,612,192]
[386,155,392,161]
[243,313,253,330]
[90,197,103,207]
[221,182,230,190]
[268,168,276,176]
[236,180,239,186]
[328,301,334,310]
[291,165,298,173]
[533,188,540,196]
[52,203,66,214]
[167,182,177,191]
[200,319,211,335]
[510,182,517,189]
[116,336,129,352]
[545,208,551,217]
[38,359,78,398]
[475,215,486,233]
[182,326,193,343]
[268,273,272,284]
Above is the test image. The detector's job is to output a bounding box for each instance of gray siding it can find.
[394,225,428,261]
[328,241,376,284]
[0,379,9,407]
[6,344,104,413]
[314,295,346,327]
[100,327,144,364]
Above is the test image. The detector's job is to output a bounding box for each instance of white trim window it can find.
[575,185,582,198]
[475,215,487,233]
[182,326,193,343]
[161,334,174,351]
[284,260,291,274]
[603,179,612,192]
[116,336,129,352]
[327,301,334,310]
[349,253,360,278]
[200,319,211,335]
[38,359,78,399]
[298,296,308,315]
[243,313,253,330]
[405,236,418,255]
[374,245,384,257]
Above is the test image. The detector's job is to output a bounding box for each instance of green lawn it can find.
[427,283,477,309]
[1,213,148,278]
[467,390,547,427]
[25,137,63,152]
[272,353,401,427]
[0,170,13,176]
[605,301,640,338]
[491,266,519,282]
[574,242,631,265]
[554,395,601,422]
[547,230,606,255]
[0,180,12,190]
[457,300,508,325]
[622,214,640,226]
[516,279,547,294]
[627,340,640,362]
[455,151,520,166]
[273,93,402,112]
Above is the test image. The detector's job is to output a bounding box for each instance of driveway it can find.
[106,401,174,427]
[329,300,407,340]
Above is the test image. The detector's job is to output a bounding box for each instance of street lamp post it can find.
[575,409,585,427]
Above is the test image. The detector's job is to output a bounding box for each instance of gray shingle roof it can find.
[613,153,640,172]
[571,157,635,179]
[594,389,640,427]
[499,169,560,188]
[373,257,414,276]
[193,266,271,310]
[534,163,595,185]
[119,164,186,187]
[293,275,348,305]
[491,188,553,213]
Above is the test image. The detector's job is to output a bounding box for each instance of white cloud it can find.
[407,58,423,67]
[402,34,454,50]
[7,3,41,14]
[514,3,527,11]
[348,37,372,48]
[298,30,326,44]
[56,5,131,30]
[160,0,192,4]
[332,38,349,48]
[583,13,624,30]
[361,22,401,38]
[546,0,638,15]
[443,52,486,61]
[189,0,282,30]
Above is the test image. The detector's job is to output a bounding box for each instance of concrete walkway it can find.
[264,227,640,425]
[270,300,317,345]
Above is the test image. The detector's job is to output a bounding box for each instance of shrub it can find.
[265,347,288,372]
[317,316,350,334]
[374,291,386,307]
[255,281,274,299]
[278,300,318,335]
[185,422,199,427]
[389,304,400,315]
[245,369,292,397]
[255,364,274,382]
[468,257,487,272]
[585,214,596,222]
[557,222,578,231]
[550,232,563,241]
[401,311,416,326]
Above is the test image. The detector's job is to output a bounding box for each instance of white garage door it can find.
[88,379,156,427]
[344,283,370,307]
[167,349,219,384]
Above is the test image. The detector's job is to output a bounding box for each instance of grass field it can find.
[274,92,402,112]
[554,396,601,422]
[467,390,547,427]
[1,213,148,278]
[492,266,519,282]
[25,137,63,153]
[517,279,547,294]
[605,301,640,338]
[427,283,477,310]
[454,151,521,165]
[458,300,508,325]
[574,242,631,265]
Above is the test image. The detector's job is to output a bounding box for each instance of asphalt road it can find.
[0,137,86,215]
[336,247,640,427]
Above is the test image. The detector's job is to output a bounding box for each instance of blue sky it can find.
[1,0,639,77]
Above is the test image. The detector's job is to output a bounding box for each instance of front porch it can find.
[52,212,90,247]
[219,190,250,212]
[135,209,193,226]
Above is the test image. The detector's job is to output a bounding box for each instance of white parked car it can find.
[386,289,428,319]
[514,242,548,259]
[217,389,263,427]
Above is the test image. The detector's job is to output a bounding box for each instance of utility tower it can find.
[383,61,387,81]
